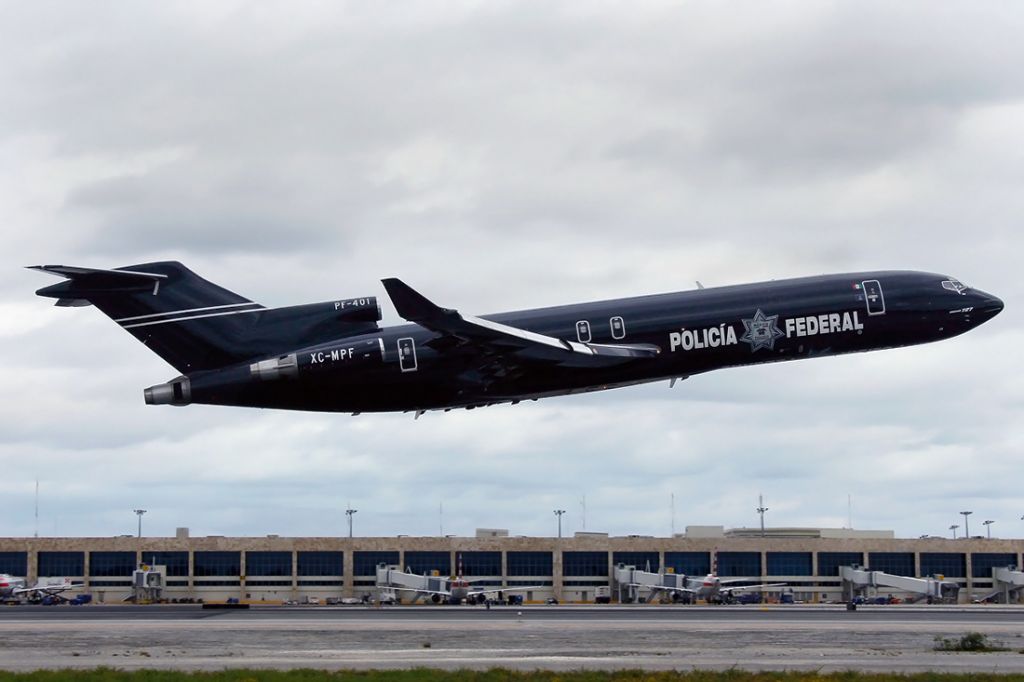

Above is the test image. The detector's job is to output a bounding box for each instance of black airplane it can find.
[31,263,1002,414]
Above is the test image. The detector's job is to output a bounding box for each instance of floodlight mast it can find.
[133,509,147,538]
[950,524,959,539]
[345,505,358,538]
[554,509,566,539]
[960,511,973,538]
[756,495,768,537]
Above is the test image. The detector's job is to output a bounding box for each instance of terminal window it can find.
[193,551,241,576]
[37,551,84,577]
[142,551,189,577]
[354,551,398,576]
[717,552,761,577]
[766,552,812,576]
[868,552,914,576]
[507,551,553,576]
[919,553,966,578]
[246,551,292,577]
[817,552,863,576]
[971,553,1019,579]
[89,551,136,577]
[0,552,27,576]
[563,551,608,576]
[613,552,660,573]
[664,551,710,576]
[405,551,451,576]
[298,551,343,576]
[457,551,501,576]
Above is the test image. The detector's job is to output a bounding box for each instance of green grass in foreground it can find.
[2,671,1024,682]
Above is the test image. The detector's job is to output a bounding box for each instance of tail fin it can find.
[33,262,384,375]
[33,262,264,373]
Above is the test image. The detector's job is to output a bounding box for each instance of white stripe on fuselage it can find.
[114,301,261,323]
[121,306,266,329]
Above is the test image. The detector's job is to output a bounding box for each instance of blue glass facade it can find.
[354,551,398,575]
[766,552,812,576]
[405,551,451,576]
[817,552,863,577]
[298,551,343,576]
[89,551,135,576]
[457,551,500,576]
[919,553,965,578]
[38,551,84,577]
[0,552,28,576]
[971,553,1018,579]
[507,551,552,576]
[664,551,710,576]
[613,552,660,572]
[246,551,292,577]
[563,551,608,576]
[193,551,240,577]
[142,551,189,577]
[868,552,914,575]
[716,552,760,577]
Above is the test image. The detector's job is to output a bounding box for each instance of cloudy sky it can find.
[1,1,1021,540]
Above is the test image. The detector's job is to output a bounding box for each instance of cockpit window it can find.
[941,280,969,295]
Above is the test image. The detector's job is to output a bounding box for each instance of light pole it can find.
[345,505,357,538]
[756,495,768,537]
[949,524,959,539]
[133,509,146,538]
[960,510,972,539]
[983,519,994,539]
[554,510,566,539]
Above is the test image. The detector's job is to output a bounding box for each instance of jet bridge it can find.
[985,566,1024,603]
[839,565,959,604]
[375,563,447,603]
[613,563,690,603]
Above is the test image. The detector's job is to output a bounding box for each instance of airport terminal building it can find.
[1,526,1021,604]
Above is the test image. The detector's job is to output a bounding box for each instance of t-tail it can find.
[31,262,382,377]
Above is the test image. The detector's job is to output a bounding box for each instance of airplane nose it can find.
[974,290,1004,319]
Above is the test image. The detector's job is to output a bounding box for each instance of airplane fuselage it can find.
[170,270,1002,413]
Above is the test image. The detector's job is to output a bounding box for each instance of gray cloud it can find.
[1,1,1021,541]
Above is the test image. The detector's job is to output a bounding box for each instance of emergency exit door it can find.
[397,337,418,372]
[862,280,886,315]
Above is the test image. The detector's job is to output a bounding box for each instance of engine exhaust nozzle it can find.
[144,377,191,406]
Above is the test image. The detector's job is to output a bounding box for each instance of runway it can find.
[1,604,1023,672]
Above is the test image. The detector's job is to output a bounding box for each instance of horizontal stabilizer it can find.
[30,264,167,300]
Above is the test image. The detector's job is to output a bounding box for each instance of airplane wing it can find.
[719,582,787,594]
[13,582,83,596]
[384,586,452,597]
[628,583,698,595]
[381,279,661,368]
[467,585,547,597]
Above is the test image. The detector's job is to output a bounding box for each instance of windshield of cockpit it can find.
[941,279,969,295]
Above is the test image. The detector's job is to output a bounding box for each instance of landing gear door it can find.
[862,280,886,316]
[397,337,418,372]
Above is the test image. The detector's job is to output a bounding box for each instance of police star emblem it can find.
[740,309,784,352]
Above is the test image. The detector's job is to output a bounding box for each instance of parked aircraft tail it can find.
[31,262,381,374]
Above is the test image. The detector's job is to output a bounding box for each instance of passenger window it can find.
[576,320,591,343]
[610,316,625,340]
